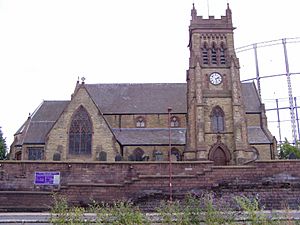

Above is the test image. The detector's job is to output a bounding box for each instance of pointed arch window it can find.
[220,43,226,65]
[136,116,146,128]
[201,43,209,64]
[211,43,217,64]
[69,106,92,155]
[170,116,180,127]
[211,106,225,132]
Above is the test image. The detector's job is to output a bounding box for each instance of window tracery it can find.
[201,41,227,66]
[211,106,225,132]
[69,106,92,155]
[136,116,146,128]
[170,116,180,127]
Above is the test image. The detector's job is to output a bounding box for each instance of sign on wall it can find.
[34,171,60,185]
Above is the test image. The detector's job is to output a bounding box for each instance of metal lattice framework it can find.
[236,37,300,144]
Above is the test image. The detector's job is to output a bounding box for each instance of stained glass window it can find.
[69,106,92,155]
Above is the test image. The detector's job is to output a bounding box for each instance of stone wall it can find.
[105,114,187,129]
[46,86,120,161]
[0,160,300,211]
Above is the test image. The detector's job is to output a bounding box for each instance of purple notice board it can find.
[34,171,60,185]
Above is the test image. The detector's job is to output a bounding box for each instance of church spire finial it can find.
[226,2,232,24]
[191,3,197,19]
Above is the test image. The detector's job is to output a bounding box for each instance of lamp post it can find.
[168,107,173,202]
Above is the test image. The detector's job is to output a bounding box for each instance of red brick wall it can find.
[0,160,300,211]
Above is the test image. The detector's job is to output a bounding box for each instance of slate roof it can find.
[85,83,187,114]
[19,101,69,144]
[247,126,273,144]
[86,82,261,114]
[15,82,267,145]
[241,82,261,112]
[112,128,186,145]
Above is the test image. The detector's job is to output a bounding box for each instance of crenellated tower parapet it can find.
[185,3,252,164]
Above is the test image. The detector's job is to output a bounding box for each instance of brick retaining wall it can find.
[0,160,300,211]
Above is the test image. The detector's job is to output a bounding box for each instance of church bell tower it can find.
[185,4,251,165]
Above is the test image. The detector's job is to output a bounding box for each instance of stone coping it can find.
[0,160,213,165]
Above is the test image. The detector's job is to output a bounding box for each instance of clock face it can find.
[209,72,223,85]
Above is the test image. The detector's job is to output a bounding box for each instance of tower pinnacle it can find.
[191,3,197,19]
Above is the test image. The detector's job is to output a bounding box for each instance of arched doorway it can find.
[208,140,231,165]
[211,147,227,165]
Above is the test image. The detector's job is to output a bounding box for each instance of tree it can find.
[279,138,300,159]
[0,127,7,160]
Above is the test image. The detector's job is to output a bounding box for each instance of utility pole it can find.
[168,107,173,202]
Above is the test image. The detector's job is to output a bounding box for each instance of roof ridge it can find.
[86,83,186,85]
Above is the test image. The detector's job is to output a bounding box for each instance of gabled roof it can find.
[85,83,187,114]
[14,82,264,145]
[85,82,261,114]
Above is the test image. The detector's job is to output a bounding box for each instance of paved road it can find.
[0,213,51,224]
[2,211,300,224]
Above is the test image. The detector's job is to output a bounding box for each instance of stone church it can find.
[10,4,276,165]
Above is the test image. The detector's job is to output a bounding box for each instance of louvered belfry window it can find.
[220,43,226,65]
[211,43,217,65]
[69,106,92,155]
[202,43,209,64]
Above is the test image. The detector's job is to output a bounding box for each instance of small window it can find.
[220,43,226,64]
[170,116,180,127]
[211,43,217,65]
[211,106,225,132]
[202,43,209,64]
[136,116,146,128]
[28,147,44,160]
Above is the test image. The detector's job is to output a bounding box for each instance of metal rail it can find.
[237,37,300,144]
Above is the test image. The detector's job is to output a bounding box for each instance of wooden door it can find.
[212,147,227,165]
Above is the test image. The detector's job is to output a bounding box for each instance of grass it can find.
[49,193,300,224]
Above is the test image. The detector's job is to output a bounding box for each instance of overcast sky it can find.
[0,0,300,146]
